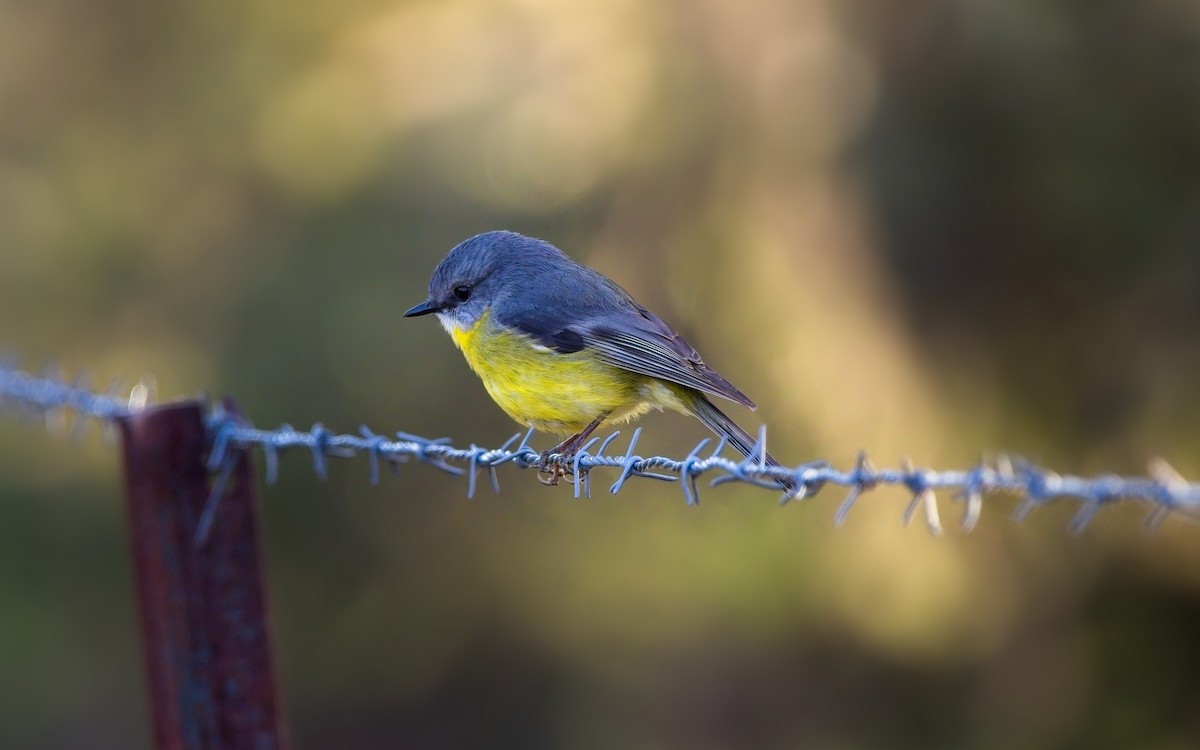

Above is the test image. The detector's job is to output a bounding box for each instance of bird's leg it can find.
[538,412,610,486]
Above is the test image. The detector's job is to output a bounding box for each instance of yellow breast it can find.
[447,309,670,434]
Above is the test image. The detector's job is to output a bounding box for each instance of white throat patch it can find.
[436,313,458,336]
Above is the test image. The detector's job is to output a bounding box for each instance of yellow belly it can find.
[448,311,686,434]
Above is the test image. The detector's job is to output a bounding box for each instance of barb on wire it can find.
[3,362,1200,534]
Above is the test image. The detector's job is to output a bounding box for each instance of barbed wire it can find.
[2,361,1198,537]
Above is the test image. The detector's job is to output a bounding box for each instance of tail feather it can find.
[688,394,797,494]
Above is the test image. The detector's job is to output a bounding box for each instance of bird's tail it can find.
[687,394,798,495]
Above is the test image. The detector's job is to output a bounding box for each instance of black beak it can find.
[403,299,442,317]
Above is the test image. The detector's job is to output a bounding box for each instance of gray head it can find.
[403,230,577,331]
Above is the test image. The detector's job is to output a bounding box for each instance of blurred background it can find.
[2,0,1200,747]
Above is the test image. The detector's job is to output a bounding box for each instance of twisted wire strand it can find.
[3,362,1198,537]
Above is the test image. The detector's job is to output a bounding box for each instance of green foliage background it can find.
[2,1,1199,748]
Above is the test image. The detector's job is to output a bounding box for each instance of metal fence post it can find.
[117,400,287,750]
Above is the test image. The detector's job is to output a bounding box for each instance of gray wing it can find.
[505,302,756,409]
[581,305,756,409]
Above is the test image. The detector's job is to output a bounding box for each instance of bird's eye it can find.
[452,285,472,302]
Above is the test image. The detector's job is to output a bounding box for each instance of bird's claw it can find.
[538,450,584,487]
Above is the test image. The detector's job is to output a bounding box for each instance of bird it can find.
[404,230,796,493]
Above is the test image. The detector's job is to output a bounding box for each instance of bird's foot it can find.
[537,450,579,487]
[536,419,606,488]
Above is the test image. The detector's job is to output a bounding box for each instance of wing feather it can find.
[503,304,756,409]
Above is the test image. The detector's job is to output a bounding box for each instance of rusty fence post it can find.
[117,400,287,750]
